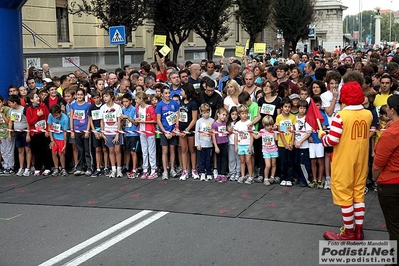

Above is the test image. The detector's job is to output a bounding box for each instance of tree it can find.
[147,0,200,63]
[193,0,233,59]
[270,0,316,57]
[236,0,274,55]
[69,0,147,35]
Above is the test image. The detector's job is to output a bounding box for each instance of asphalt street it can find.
[0,175,391,266]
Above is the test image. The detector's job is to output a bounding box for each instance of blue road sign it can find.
[109,26,126,45]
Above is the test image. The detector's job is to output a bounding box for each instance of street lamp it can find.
[389,0,392,43]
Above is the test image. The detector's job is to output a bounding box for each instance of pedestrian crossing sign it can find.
[109,26,126,45]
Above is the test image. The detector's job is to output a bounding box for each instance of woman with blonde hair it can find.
[223,79,241,112]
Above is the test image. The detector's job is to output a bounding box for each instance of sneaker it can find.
[200,173,206,181]
[91,170,101,177]
[162,171,169,180]
[245,177,254,184]
[207,175,213,181]
[103,168,111,177]
[192,170,199,180]
[235,175,240,181]
[286,181,293,187]
[74,170,83,176]
[237,176,245,184]
[3,169,12,176]
[179,171,188,181]
[109,170,116,178]
[254,176,264,183]
[229,174,236,181]
[141,171,148,180]
[42,169,51,176]
[34,170,41,177]
[220,175,227,183]
[148,170,157,180]
[324,177,331,189]
[117,170,123,178]
[308,180,317,188]
[170,168,178,178]
[68,166,77,174]
[274,176,280,183]
[364,187,369,195]
[214,175,222,182]
[60,169,68,177]
[16,168,24,176]
[213,169,218,179]
[317,181,323,189]
[30,166,35,174]
[52,168,60,176]
[23,168,30,177]
[126,171,135,179]
[263,179,271,186]
[280,180,287,186]
[269,176,275,184]
[84,169,92,177]
[0,169,3,175]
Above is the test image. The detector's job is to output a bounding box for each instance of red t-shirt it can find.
[49,96,58,108]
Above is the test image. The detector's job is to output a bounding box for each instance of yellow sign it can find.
[154,35,167,46]
[235,46,245,57]
[214,47,225,57]
[159,45,171,57]
[245,40,250,50]
[254,43,266,53]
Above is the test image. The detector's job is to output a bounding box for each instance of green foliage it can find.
[235,0,274,54]
[69,0,147,33]
[193,0,233,59]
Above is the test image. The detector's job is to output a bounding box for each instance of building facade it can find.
[22,0,346,75]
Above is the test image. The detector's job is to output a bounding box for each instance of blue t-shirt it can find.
[310,109,329,143]
[155,99,179,132]
[47,113,70,140]
[169,85,182,99]
[122,105,138,137]
[70,101,90,131]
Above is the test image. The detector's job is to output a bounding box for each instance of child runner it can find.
[70,88,93,176]
[155,85,180,180]
[195,103,214,181]
[211,107,229,183]
[100,89,123,178]
[253,116,278,185]
[47,104,69,176]
[26,93,52,176]
[227,106,240,181]
[150,95,162,170]
[276,98,296,187]
[293,100,311,187]
[234,104,255,184]
[8,95,32,176]
[0,96,14,175]
[63,88,78,173]
[88,90,108,177]
[135,92,157,179]
[178,84,198,180]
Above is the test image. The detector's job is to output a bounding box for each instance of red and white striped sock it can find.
[354,202,365,226]
[341,205,354,229]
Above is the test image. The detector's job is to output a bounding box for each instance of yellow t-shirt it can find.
[57,86,63,96]
[276,113,296,147]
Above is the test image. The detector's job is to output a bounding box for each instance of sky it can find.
[342,0,399,16]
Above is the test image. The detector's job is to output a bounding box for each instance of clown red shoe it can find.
[323,226,356,241]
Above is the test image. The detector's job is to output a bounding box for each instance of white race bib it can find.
[91,110,101,120]
[11,112,21,122]
[53,123,61,132]
[179,111,188,123]
[73,110,85,120]
[218,125,226,137]
[166,112,177,126]
[261,103,276,115]
[35,119,46,131]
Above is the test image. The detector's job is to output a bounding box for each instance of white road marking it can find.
[38,210,152,266]
[62,211,168,266]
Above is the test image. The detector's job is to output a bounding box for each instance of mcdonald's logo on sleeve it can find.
[351,120,368,140]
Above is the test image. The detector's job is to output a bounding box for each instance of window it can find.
[235,15,240,42]
[56,0,69,42]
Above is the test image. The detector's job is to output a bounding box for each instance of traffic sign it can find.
[109,26,126,45]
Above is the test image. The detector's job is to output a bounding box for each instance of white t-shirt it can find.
[321,86,341,126]
[100,103,122,135]
[235,120,253,145]
[224,96,238,112]
[294,116,311,149]
[138,106,146,131]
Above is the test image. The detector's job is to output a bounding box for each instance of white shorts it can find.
[309,143,324,159]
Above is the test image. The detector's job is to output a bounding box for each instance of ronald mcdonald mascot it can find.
[319,81,372,240]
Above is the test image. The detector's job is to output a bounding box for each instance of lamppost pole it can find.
[389,0,392,43]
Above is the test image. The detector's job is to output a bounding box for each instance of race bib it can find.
[261,104,276,115]
[0,114,4,123]
[200,124,211,138]
[104,112,117,123]
[238,132,249,142]
[218,125,227,137]
[35,119,46,131]
[125,119,132,128]
[91,110,101,120]
[11,112,21,122]
[166,112,177,126]
[179,111,188,123]
[262,135,274,147]
[73,110,85,120]
[280,120,293,133]
[53,123,61,132]
[138,112,145,120]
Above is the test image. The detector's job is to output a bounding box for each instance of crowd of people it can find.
[1,44,398,188]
